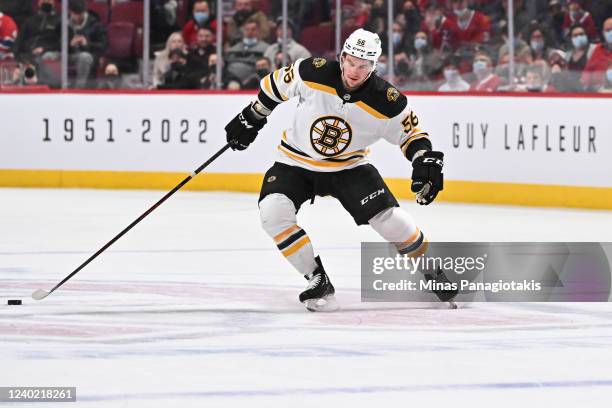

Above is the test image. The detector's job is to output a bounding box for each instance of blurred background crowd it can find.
[0,0,610,93]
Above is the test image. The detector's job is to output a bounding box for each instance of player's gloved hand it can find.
[411,151,444,205]
[225,103,267,151]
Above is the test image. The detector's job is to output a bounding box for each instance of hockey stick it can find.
[32,143,232,301]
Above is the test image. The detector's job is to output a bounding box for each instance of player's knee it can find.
[368,206,420,244]
[259,193,297,237]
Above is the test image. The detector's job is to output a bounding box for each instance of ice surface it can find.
[1,188,612,407]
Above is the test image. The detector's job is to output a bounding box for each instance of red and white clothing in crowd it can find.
[0,12,18,60]
[562,9,598,40]
[470,73,502,92]
[581,43,612,90]
[431,10,491,50]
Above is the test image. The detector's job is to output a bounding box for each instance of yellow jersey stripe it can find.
[278,146,363,168]
[303,81,337,96]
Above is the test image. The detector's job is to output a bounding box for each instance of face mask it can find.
[243,37,257,47]
[41,3,54,13]
[605,31,612,44]
[209,64,216,73]
[414,38,427,50]
[444,69,459,82]
[473,60,488,74]
[572,34,587,49]
[193,12,209,24]
[392,32,402,47]
[376,62,387,76]
[530,40,544,52]
[607,69,612,83]
[256,69,269,78]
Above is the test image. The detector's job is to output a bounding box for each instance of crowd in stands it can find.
[0,0,610,93]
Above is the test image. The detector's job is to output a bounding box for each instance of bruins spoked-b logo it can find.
[310,116,352,157]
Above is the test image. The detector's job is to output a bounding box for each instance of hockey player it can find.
[225,28,455,311]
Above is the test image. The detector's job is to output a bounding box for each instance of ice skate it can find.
[299,257,338,312]
[423,268,459,309]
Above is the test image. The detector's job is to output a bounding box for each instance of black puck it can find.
[8,299,22,305]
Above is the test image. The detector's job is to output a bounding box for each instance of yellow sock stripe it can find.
[398,228,421,249]
[282,236,311,257]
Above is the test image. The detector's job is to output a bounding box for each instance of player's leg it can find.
[258,163,337,311]
[334,164,457,305]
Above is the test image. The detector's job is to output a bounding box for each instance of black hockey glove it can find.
[411,151,444,205]
[225,103,267,151]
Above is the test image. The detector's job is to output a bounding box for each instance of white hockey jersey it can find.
[257,57,432,172]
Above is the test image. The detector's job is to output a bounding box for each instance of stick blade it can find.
[32,289,50,301]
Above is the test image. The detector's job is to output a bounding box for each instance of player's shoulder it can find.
[297,57,340,87]
[360,74,408,119]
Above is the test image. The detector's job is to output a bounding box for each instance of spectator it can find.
[494,52,528,89]
[0,0,33,28]
[200,53,222,89]
[12,0,60,63]
[404,30,444,91]
[581,17,612,91]
[547,48,577,91]
[98,62,126,89]
[188,27,215,78]
[543,0,567,45]
[390,22,411,54]
[0,11,17,60]
[565,24,596,91]
[562,1,598,41]
[242,56,271,89]
[526,25,561,63]
[227,0,270,45]
[151,0,179,48]
[67,0,107,88]
[152,31,185,87]
[516,64,557,92]
[273,50,291,70]
[400,1,424,45]
[182,0,219,48]
[438,59,470,91]
[225,19,269,83]
[263,19,310,70]
[157,47,199,89]
[597,60,612,93]
[431,0,492,50]
[470,51,501,91]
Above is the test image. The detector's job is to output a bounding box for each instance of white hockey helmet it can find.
[341,28,382,69]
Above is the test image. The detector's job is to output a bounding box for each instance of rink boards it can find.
[0,91,611,209]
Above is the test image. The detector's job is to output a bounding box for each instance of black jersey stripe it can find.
[277,229,307,251]
[257,90,280,111]
[269,74,285,101]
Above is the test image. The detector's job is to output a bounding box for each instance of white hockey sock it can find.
[259,194,318,275]
[368,207,428,257]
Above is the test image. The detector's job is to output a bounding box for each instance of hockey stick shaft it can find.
[33,143,232,300]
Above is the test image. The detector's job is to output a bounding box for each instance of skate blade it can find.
[304,295,339,312]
